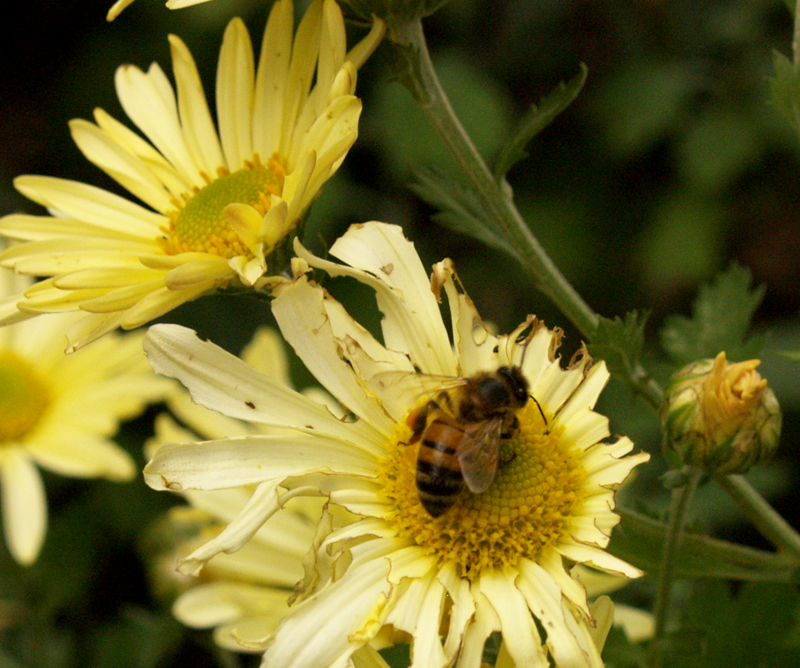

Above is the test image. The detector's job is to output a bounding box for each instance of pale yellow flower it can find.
[0,269,169,565]
[1,0,384,352]
[143,222,649,668]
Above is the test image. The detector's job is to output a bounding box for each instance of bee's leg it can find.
[500,414,519,439]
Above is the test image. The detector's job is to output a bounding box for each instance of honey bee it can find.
[399,366,532,517]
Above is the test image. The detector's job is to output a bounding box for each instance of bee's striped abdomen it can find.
[415,415,468,517]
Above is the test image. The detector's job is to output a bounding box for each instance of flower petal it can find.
[144,324,384,452]
[217,18,255,170]
[296,223,456,376]
[1,449,47,565]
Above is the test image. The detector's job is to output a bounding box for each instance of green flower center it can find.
[161,157,284,258]
[0,350,51,443]
[380,400,587,580]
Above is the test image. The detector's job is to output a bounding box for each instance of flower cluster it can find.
[0,0,679,666]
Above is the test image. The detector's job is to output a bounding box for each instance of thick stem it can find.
[715,474,800,559]
[649,468,702,667]
[388,18,599,340]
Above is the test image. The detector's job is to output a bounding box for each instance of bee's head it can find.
[498,366,530,408]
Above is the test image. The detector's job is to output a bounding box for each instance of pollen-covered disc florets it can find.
[161,158,284,259]
[381,399,588,579]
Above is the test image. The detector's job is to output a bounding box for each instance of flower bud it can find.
[340,0,451,23]
[661,352,781,474]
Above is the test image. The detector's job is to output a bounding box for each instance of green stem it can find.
[715,474,800,559]
[649,468,702,667]
[387,18,599,340]
[793,0,800,65]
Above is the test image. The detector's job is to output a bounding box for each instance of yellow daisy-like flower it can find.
[143,222,649,668]
[0,269,169,566]
[0,0,385,352]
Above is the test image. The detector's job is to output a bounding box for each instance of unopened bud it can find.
[661,352,781,474]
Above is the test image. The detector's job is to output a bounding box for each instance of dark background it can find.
[1,0,799,666]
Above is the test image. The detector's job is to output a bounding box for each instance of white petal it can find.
[383,574,448,668]
[272,278,397,436]
[173,581,288,628]
[457,589,500,668]
[27,432,136,481]
[557,538,644,578]
[69,119,174,213]
[480,567,546,667]
[1,450,47,565]
[262,552,392,668]
[144,324,384,454]
[557,362,611,423]
[178,480,283,575]
[296,223,456,376]
[516,560,589,668]
[144,434,376,492]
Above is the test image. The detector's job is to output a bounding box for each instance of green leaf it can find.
[588,311,649,383]
[668,581,800,667]
[660,262,766,366]
[409,170,519,258]
[611,507,798,582]
[492,64,588,179]
[769,50,800,136]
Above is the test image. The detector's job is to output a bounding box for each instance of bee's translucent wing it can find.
[366,370,468,414]
[457,418,504,494]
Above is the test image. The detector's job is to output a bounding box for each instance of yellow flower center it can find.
[0,350,51,443]
[160,156,285,258]
[379,400,588,580]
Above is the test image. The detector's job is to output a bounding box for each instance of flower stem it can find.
[649,467,702,667]
[387,18,599,341]
[715,474,800,559]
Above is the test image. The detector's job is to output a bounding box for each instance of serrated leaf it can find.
[769,50,800,136]
[588,311,649,381]
[660,263,766,365]
[409,170,519,257]
[493,64,588,179]
[611,507,798,582]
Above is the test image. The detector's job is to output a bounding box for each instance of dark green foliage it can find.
[661,264,767,366]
